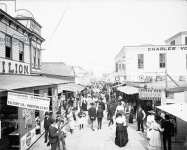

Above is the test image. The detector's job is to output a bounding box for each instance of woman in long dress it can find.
[148,115,164,150]
[115,112,128,147]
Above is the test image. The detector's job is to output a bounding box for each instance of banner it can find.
[7,92,50,111]
[0,120,1,139]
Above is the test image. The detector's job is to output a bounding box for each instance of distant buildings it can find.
[115,31,187,149]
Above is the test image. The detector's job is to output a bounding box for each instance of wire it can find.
[48,9,67,42]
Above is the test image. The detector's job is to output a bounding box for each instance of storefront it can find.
[156,103,187,150]
[0,90,49,150]
[0,75,70,150]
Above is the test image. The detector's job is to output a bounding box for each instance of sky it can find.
[15,0,187,77]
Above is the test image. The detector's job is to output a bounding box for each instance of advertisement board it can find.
[0,120,1,139]
[7,92,50,111]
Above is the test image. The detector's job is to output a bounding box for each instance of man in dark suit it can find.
[88,103,97,131]
[162,114,173,150]
[44,112,51,144]
[48,118,60,150]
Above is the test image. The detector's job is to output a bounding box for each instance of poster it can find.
[7,92,50,111]
[0,120,1,139]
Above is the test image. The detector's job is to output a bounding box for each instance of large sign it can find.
[147,45,187,51]
[139,88,162,100]
[0,120,1,139]
[7,92,50,111]
[138,74,165,83]
[0,58,30,75]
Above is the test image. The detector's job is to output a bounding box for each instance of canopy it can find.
[117,86,139,95]
[156,103,187,122]
[58,83,85,93]
[0,75,70,90]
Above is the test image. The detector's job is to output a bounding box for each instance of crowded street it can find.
[30,108,148,150]
[0,0,187,150]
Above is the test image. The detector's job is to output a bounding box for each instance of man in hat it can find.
[44,112,51,144]
[48,118,60,150]
[88,102,97,131]
[136,106,146,133]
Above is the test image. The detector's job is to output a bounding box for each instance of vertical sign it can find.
[0,120,1,139]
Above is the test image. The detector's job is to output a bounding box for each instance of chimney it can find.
[0,0,16,16]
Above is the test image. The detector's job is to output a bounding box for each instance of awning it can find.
[156,103,187,122]
[0,75,71,90]
[58,83,85,93]
[117,86,139,95]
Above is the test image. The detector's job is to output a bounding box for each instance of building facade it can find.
[0,8,68,150]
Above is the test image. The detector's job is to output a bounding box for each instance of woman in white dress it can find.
[148,115,164,150]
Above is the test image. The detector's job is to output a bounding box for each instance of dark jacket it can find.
[97,108,104,118]
[88,107,96,119]
[48,125,59,144]
[99,101,105,110]
[44,117,51,130]
[162,119,173,137]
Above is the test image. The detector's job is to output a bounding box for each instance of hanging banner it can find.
[7,92,50,111]
[0,120,1,139]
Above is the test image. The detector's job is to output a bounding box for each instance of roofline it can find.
[0,9,45,42]
[165,31,187,43]
[15,16,42,28]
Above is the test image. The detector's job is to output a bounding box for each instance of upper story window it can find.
[138,54,144,69]
[38,50,40,68]
[119,64,121,70]
[33,48,37,68]
[170,40,175,45]
[115,63,118,72]
[122,64,125,71]
[5,35,12,59]
[19,41,24,62]
[185,37,187,45]
[159,53,166,68]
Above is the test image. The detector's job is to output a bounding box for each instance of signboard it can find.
[0,58,30,75]
[0,120,1,139]
[147,46,187,51]
[7,92,50,111]
[138,74,165,83]
[20,127,36,150]
[139,88,162,100]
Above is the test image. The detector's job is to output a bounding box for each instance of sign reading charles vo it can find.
[147,45,187,51]
[0,58,30,75]
[7,92,50,111]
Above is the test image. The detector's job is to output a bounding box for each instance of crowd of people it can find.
[42,82,175,150]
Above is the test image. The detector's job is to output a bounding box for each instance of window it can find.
[185,37,187,45]
[159,53,166,68]
[33,48,37,68]
[122,64,125,70]
[5,35,12,59]
[19,41,24,62]
[115,63,118,72]
[170,40,175,45]
[119,64,121,70]
[138,54,144,69]
[37,50,40,68]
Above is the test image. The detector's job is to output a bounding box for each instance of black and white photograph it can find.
[0,0,187,150]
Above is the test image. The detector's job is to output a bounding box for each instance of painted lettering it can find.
[24,66,29,74]
[19,64,23,74]
[8,62,14,73]
[181,47,187,50]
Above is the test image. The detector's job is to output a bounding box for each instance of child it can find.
[78,109,86,130]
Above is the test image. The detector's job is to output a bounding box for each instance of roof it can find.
[58,83,85,93]
[0,9,45,42]
[0,74,71,90]
[157,103,187,122]
[41,62,75,77]
[165,31,187,43]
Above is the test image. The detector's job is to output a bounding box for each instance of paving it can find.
[29,116,148,150]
